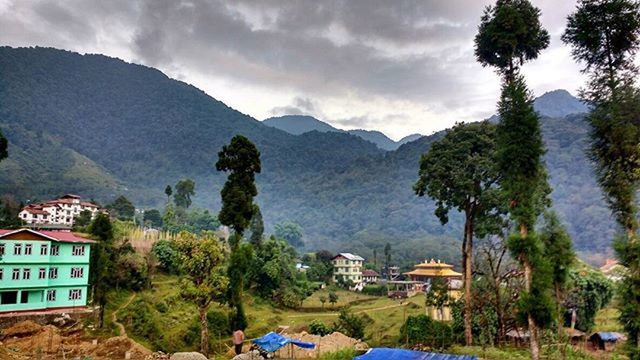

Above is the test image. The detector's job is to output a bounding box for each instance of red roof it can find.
[0,229,96,244]
[363,269,380,277]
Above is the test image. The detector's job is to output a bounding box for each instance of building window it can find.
[49,267,58,279]
[24,244,32,255]
[12,269,20,280]
[0,268,3,280]
[0,244,4,256]
[39,268,46,279]
[68,289,82,301]
[23,268,30,280]
[14,244,22,255]
[72,245,85,256]
[40,244,48,256]
[0,291,18,305]
[70,267,84,278]
[47,290,56,302]
[51,245,59,256]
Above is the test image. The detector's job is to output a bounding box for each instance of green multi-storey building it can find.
[0,228,95,313]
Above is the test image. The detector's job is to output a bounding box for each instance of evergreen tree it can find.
[475,1,552,357]
[88,213,114,328]
[174,179,195,209]
[414,121,504,346]
[216,135,261,331]
[248,204,264,248]
[384,243,391,280]
[106,195,135,221]
[0,129,7,163]
[539,211,575,336]
[563,1,640,355]
[164,185,173,203]
[274,221,304,248]
[216,135,261,247]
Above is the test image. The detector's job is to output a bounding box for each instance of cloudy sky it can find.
[1,0,588,139]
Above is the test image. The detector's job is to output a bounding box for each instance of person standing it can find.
[233,328,245,355]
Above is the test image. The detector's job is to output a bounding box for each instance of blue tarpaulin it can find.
[592,332,622,342]
[252,332,316,353]
[354,348,477,360]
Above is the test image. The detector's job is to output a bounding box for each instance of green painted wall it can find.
[0,239,91,313]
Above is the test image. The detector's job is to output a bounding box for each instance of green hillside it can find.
[0,47,617,264]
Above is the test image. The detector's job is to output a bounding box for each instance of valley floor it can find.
[95,274,628,360]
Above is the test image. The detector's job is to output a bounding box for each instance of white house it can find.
[19,195,100,227]
[332,253,364,283]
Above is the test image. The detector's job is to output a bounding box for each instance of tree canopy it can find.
[274,221,304,248]
[216,135,261,244]
[174,179,195,209]
[107,195,135,221]
[474,0,550,79]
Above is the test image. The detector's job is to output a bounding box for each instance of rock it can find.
[170,352,208,360]
[233,350,261,360]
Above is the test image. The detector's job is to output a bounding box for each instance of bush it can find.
[361,285,387,296]
[207,309,230,336]
[152,239,179,274]
[333,308,365,340]
[182,318,201,347]
[400,314,455,350]
[309,320,332,336]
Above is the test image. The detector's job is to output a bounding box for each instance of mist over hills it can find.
[0,46,615,265]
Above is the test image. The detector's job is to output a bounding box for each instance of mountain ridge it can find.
[0,46,614,264]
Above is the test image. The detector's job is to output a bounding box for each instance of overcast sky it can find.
[1,0,590,140]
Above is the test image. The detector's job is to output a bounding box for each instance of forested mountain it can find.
[263,115,340,135]
[0,47,616,266]
[264,114,418,150]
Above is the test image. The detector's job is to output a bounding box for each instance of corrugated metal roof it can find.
[333,252,364,261]
[354,348,477,360]
[0,229,96,243]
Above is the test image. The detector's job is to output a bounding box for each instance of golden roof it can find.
[404,259,462,278]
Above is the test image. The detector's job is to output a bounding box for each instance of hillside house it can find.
[0,229,95,313]
[19,194,100,228]
[332,253,364,284]
[362,269,380,283]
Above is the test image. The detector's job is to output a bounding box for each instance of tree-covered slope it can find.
[0,47,616,263]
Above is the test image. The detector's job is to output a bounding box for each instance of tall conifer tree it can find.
[563,1,640,355]
[475,1,552,358]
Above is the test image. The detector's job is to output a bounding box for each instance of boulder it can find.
[170,352,208,360]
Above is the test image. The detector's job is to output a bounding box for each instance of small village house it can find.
[362,269,379,283]
[0,228,95,314]
[331,253,364,284]
[19,194,101,228]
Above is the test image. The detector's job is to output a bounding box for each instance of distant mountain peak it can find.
[263,115,341,135]
[534,89,588,118]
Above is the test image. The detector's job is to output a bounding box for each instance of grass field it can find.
[102,274,628,359]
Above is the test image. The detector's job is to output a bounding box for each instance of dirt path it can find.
[287,302,408,318]
[112,293,136,336]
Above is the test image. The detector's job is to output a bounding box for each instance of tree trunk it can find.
[463,214,474,346]
[200,306,209,356]
[495,279,505,344]
[521,225,540,360]
[555,283,563,337]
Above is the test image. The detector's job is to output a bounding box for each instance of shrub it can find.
[333,308,365,340]
[309,320,332,336]
[152,239,179,273]
[361,285,387,296]
[207,309,230,336]
[400,314,455,350]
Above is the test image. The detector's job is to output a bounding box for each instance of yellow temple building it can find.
[402,259,463,321]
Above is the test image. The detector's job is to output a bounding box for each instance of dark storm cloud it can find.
[0,0,582,136]
[127,0,489,102]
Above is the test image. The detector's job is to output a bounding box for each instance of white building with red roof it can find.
[19,194,101,228]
